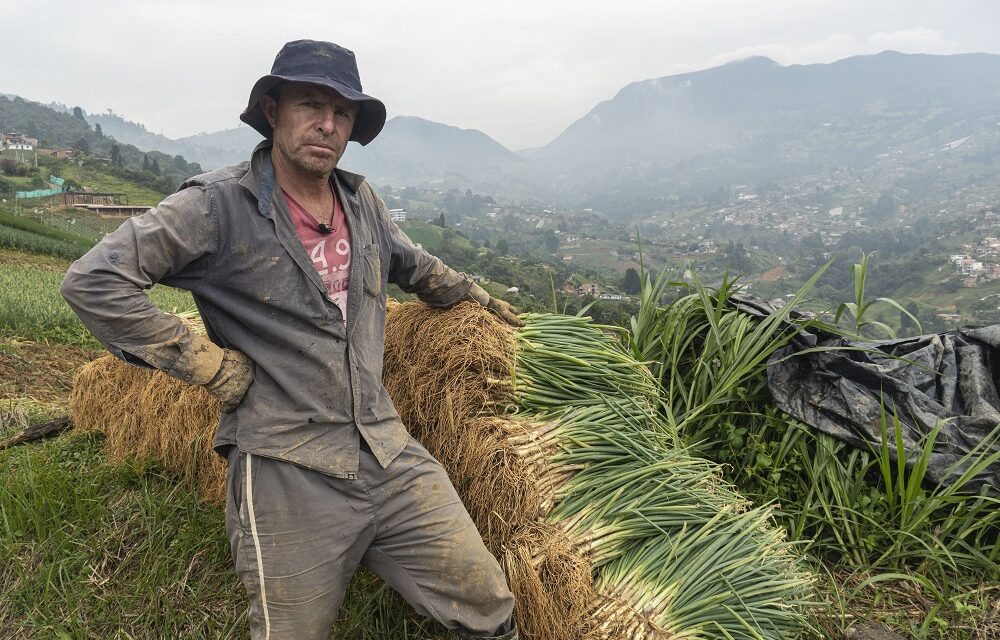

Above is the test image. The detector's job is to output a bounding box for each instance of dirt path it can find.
[0,337,99,408]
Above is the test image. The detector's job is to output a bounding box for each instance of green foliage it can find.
[543,228,558,252]
[0,96,93,152]
[516,313,817,639]
[632,265,833,449]
[0,211,94,250]
[0,96,200,187]
[0,223,89,261]
[52,159,167,205]
[633,264,1000,637]
[712,407,999,580]
[0,429,442,639]
[0,262,196,347]
[834,251,921,338]
[621,267,641,294]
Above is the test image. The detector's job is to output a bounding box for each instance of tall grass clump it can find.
[632,265,1000,635]
[632,265,833,450]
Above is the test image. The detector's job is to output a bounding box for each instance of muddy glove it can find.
[466,283,524,327]
[188,333,253,412]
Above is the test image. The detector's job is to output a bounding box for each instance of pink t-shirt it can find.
[284,187,351,323]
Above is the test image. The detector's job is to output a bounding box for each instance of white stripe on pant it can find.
[245,453,271,639]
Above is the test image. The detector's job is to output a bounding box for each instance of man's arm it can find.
[60,185,252,407]
[371,185,521,325]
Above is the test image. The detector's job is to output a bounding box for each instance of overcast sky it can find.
[3,1,999,150]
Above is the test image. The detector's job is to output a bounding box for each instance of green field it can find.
[57,164,165,206]
[0,254,196,346]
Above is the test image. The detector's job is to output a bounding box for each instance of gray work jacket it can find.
[61,142,474,477]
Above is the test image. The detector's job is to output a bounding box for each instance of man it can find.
[61,40,519,639]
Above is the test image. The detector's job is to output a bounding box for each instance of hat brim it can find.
[239,74,387,146]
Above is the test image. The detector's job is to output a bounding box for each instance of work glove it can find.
[466,283,524,327]
[187,332,253,412]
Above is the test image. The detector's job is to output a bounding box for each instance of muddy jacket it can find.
[61,142,474,477]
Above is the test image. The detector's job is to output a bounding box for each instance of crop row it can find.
[0,262,197,347]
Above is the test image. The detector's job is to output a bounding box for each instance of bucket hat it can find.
[240,40,387,145]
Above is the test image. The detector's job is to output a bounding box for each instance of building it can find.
[2,133,38,149]
[388,208,407,222]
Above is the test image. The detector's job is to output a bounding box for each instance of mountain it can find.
[82,113,261,170]
[175,126,263,168]
[0,94,202,187]
[340,116,525,192]
[530,51,1000,212]
[12,50,998,204]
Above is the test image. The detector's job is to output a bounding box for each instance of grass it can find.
[56,164,165,206]
[0,211,95,248]
[397,220,476,254]
[0,423,444,639]
[0,222,89,261]
[632,266,1000,638]
[0,260,198,347]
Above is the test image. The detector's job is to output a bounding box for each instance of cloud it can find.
[665,28,959,78]
[867,28,956,53]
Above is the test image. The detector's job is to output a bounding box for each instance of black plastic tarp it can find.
[764,311,1000,492]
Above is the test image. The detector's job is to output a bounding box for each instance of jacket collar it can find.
[239,141,367,218]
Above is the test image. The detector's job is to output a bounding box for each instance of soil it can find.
[0,336,100,407]
[841,623,907,640]
[0,248,70,272]
[759,266,790,282]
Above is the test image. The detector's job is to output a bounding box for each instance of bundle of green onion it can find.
[512,312,816,639]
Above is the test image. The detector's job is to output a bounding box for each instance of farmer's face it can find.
[262,82,357,179]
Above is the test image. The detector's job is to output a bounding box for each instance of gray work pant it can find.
[225,437,515,639]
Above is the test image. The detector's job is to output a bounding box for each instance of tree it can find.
[73,106,86,121]
[172,154,187,170]
[150,158,161,176]
[110,143,123,168]
[543,229,559,253]
[725,241,754,275]
[870,193,896,219]
[442,192,458,213]
[95,123,104,138]
[495,238,509,256]
[73,137,90,154]
[481,238,491,249]
[142,154,150,171]
[436,211,446,228]
[621,268,641,295]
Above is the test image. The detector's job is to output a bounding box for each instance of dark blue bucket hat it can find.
[240,40,387,145]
